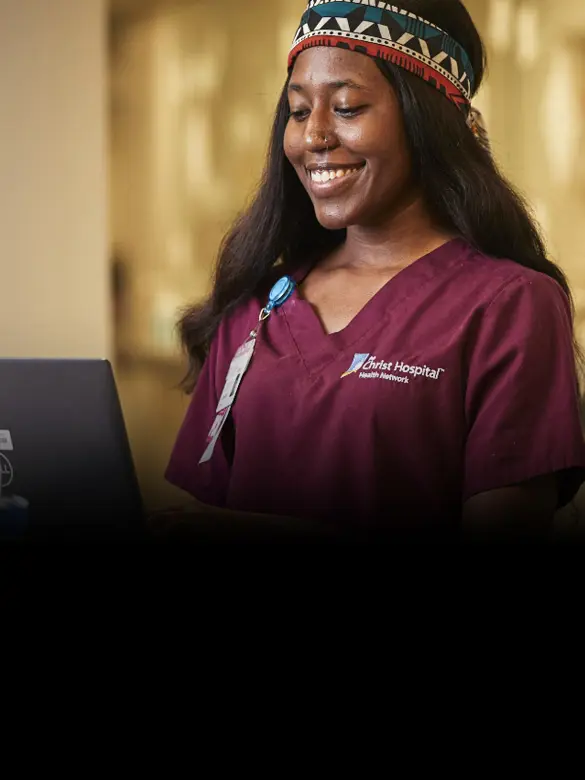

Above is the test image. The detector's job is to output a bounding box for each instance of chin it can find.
[313,204,355,231]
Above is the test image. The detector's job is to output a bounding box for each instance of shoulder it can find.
[452,242,571,322]
[212,266,302,356]
[458,247,577,381]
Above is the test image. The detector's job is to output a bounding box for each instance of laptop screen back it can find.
[0,359,144,539]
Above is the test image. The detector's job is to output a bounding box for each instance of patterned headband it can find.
[288,0,476,113]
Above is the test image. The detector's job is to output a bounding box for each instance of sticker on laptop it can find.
[0,431,13,452]
[0,454,14,489]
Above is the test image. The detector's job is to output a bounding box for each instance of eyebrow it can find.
[288,79,367,93]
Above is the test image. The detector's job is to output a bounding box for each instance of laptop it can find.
[0,359,145,540]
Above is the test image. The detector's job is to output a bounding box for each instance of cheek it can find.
[283,122,302,166]
[356,125,411,185]
[338,118,397,167]
[338,123,369,148]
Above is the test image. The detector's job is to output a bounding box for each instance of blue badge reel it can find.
[266,276,295,312]
[199,276,296,464]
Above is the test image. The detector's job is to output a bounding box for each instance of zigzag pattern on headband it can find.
[289,0,475,112]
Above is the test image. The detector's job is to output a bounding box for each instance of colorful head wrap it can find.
[288,1,476,114]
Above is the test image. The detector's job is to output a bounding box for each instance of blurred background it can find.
[1,0,585,513]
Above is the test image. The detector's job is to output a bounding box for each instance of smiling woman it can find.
[285,50,412,232]
[163,0,585,540]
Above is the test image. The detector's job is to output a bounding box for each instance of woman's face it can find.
[284,47,417,231]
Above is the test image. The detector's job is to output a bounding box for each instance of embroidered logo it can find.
[342,354,446,384]
[340,353,370,378]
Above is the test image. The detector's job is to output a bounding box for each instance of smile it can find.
[305,163,366,195]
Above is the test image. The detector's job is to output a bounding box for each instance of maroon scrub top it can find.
[166,239,585,531]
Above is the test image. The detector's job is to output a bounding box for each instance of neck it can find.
[334,192,456,273]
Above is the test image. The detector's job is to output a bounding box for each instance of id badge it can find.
[199,407,230,465]
[199,337,256,464]
[197,275,295,467]
[216,338,255,413]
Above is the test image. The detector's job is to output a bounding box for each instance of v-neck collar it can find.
[280,238,468,373]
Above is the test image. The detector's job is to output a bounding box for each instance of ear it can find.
[467,106,492,155]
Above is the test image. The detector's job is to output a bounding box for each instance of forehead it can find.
[289,47,389,91]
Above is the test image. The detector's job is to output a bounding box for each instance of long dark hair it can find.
[178,0,575,392]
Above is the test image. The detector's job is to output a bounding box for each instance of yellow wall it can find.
[110,0,306,362]
[474,0,585,338]
[0,0,111,359]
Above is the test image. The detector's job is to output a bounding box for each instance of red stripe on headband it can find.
[288,35,469,112]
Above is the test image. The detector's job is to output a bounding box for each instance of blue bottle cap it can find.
[268,276,295,309]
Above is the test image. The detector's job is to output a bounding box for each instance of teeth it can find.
[310,167,360,183]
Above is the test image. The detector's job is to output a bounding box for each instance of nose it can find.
[304,111,338,152]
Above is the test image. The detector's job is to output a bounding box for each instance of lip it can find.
[304,163,366,198]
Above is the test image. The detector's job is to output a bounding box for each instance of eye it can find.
[335,106,366,118]
[289,109,310,122]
